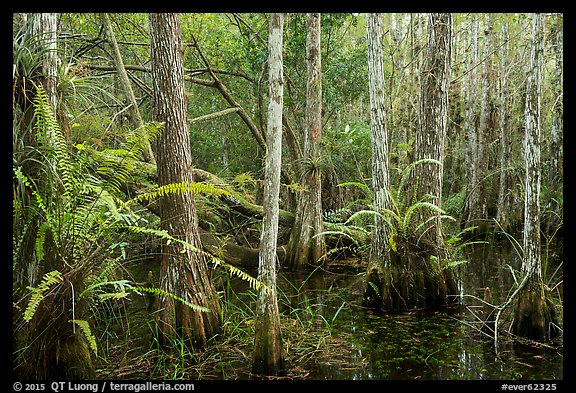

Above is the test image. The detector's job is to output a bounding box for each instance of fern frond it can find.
[69,319,98,356]
[133,181,230,204]
[98,292,129,301]
[92,122,163,192]
[337,181,372,198]
[33,86,77,198]
[124,225,268,294]
[24,270,63,322]
[402,201,446,235]
[35,220,50,263]
[211,258,270,294]
[133,286,210,313]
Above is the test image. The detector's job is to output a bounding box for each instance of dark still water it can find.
[276,243,563,380]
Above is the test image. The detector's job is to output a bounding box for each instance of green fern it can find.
[132,181,230,205]
[34,86,77,198]
[24,270,63,322]
[124,225,269,294]
[94,122,164,193]
[69,319,98,356]
[132,286,210,313]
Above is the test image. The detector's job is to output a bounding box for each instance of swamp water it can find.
[258,243,562,380]
[114,243,562,380]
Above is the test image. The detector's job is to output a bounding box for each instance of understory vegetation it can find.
[13,12,562,380]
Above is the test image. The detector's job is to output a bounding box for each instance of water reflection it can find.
[278,244,562,380]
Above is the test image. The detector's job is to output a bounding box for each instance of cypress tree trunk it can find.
[149,12,221,349]
[462,16,480,230]
[496,17,512,230]
[410,12,457,306]
[546,13,563,233]
[252,12,285,376]
[14,13,95,380]
[287,13,325,270]
[366,13,458,311]
[362,13,392,310]
[465,15,492,233]
[513,13,558,341]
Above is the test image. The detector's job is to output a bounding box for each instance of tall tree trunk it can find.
[149,12,221,349]
[362,13,392,310]
[14,12,59,290]
[101,13,156,165]
[14,13,96,380]
[462,16,480,230]
[546,13,562,233]
[287,13,325,270]
[496,17,519,232]
[367,13,457,311]
[414,13,452,247]
[513,13,558,341]
[252,12,286,376]
[465,15,492,233]
[412,12,457,301]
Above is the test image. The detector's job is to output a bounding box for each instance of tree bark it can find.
[415,13,451,246]
[496,17,520,232]
[149,12,221,349]
[287,13,326,270]
[366,13,458,312]
[462,16,480,231]
[465,15,492,233]
[545,13,563,233]
[513,13,558,341]
[252,12,286,377]
[362,13,392,310]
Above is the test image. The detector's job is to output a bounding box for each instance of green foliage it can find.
[69,319,98,356]
[13,27,57,81]
[23,270,63,322]
[133,180,229,204]
[124,225,269,294]
[92,122,164,193]
[134,286,210,313]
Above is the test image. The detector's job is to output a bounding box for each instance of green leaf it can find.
[70,319,98,356]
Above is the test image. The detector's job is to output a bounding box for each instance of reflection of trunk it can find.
[512,13,558,341]
[287,13,325,270]
[150,13,221,349]
[252,13,285,376]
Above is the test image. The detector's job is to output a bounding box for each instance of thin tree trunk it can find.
[463,16,480,229]
[101,13,156,165]
[496,17,514,230]
[362,13,392,309]
[252,12,285,376]
[546,13,563,232]
[149,12,221,349]
[287,13,325,270]
[513,13,558,341]
[465,15,492,232]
